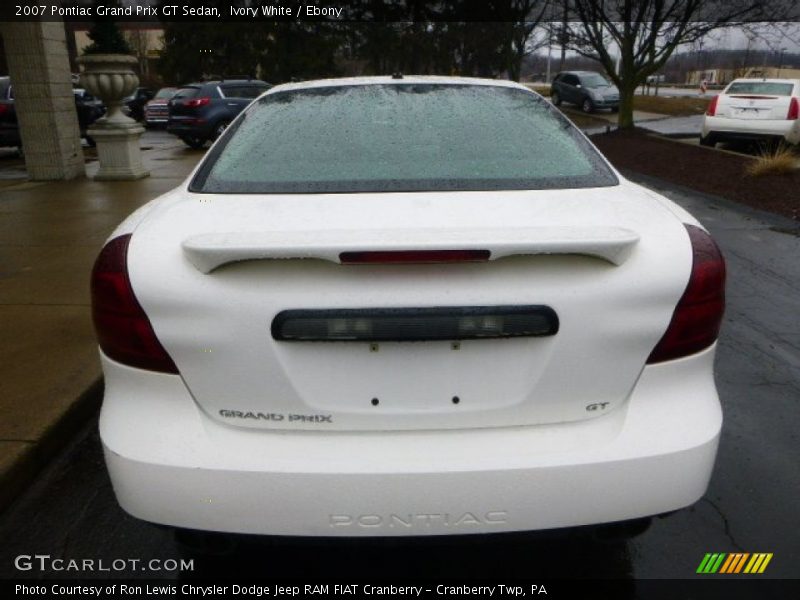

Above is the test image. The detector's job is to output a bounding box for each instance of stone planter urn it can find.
[77,54,149,180]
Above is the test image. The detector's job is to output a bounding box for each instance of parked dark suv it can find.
[0,76,106,151]
[551,71,620,113]
[124,87,155,122]
[167,79,271,148]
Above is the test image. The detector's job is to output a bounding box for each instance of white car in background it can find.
[92,77,726,543]
[701,78,800,147]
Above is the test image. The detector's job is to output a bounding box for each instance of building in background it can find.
[687,66,800,86]
[686,68,737,86]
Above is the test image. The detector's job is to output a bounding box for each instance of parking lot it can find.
[0,144,797,581]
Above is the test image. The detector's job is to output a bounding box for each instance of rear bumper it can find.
[702,115,800,144]
[592,98,619,108]
[100,346,722,537]
[166,119,212,139]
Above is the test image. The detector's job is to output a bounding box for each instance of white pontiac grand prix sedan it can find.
[92,76,726,540]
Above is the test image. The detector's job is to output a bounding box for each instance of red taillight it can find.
[647,224,726,364]
[0,104,8,116]
[339,250,491,264]
[184,96,211,108]
[705,95,720,116]
[788,97,799,120]
[91,235,178,373]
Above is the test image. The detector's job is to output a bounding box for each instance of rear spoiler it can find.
[182,227,640,273]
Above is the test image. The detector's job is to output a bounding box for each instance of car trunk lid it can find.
[127,184,690,431]
[716,90,795,120]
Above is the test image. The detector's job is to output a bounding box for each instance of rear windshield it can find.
[191,84,618,194]
[221,84,270,99]
[155,87,177,99]
[726,81,794,96]
[581,74,611,88]
[173,86,200,100]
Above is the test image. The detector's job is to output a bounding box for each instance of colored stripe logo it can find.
[697,553,773,574]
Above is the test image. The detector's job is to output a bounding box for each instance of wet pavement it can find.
[0,130,182,181]
[636,86,716,98]
[637,115,793,157]
[0,173,797,582]
[639,114,704,137]
[596,114,776,159]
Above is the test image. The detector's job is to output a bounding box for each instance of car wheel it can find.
[181,136,206,150]
[85,135,96,148]
[213,120,231,140]
[551,91,562,106]
[582,98,595,113]
[699,134,716,148]
[610,106,619,113]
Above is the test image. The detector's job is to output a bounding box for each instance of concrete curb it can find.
[0,379,103,513]
[641,129,759,160]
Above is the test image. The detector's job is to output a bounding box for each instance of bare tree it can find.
[564,0,798,128]
[740,21,800,56]
[506,0,552,81]
[123,28,151,78]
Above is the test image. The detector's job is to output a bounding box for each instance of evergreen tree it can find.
[83,0,132,57]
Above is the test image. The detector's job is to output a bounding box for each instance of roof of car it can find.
[184,79,269,87]
[559,71,602,75]
[268,75,531,95]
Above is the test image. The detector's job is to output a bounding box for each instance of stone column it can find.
[0,21,85,180]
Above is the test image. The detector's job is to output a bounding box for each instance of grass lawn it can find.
[634,95,710,116]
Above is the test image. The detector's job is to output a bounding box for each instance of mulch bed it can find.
[590,128,800,221]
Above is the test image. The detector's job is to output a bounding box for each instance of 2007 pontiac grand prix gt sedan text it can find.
[92,76,726,538]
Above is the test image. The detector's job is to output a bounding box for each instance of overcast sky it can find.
[535,22,800,59]
[704,23,800,53]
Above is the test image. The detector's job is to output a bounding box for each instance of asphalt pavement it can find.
[0,161,797,583]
